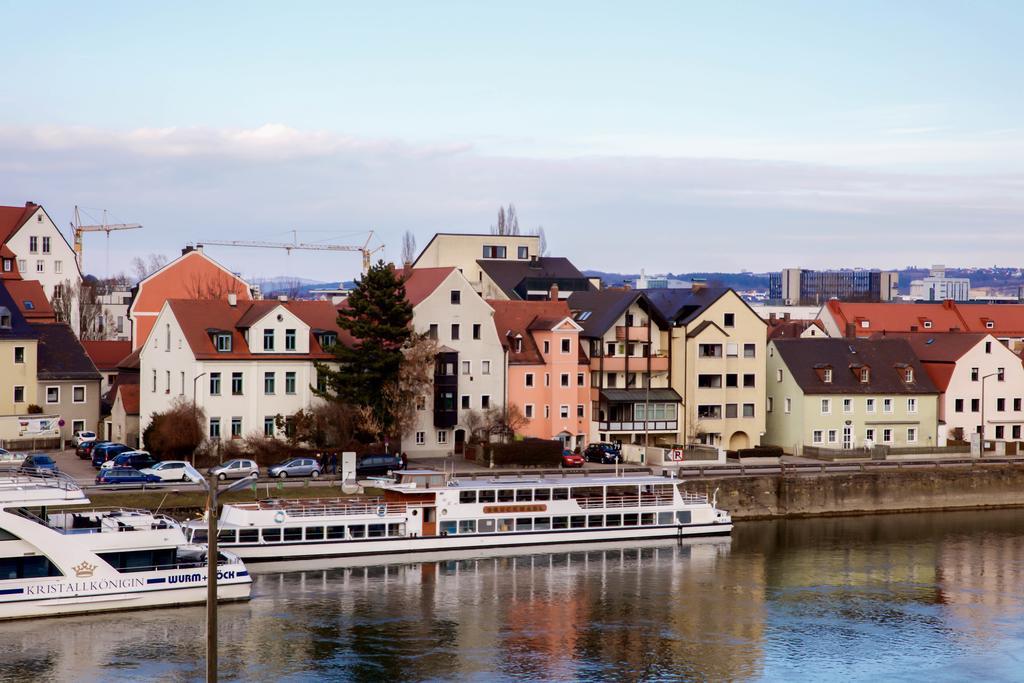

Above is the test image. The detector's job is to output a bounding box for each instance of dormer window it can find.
[923,321,932,329]
[860,320,870,328]
[904,368,914,382]
[215,334,232,352]
[514,336,523,353]
[318,332,337,348]
[1,258,11,272]
[860,368,870,383]
[0,307,11,329]
[823,368,832,383]
[986,321,995,329]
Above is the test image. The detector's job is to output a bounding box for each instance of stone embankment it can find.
[689,463,1024,520]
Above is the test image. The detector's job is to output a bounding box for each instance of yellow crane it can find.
[71,206,143,273]
[196,230,384,276]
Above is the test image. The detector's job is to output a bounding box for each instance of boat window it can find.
[552,516,569,530]
[641,513,656,525]
[327,526,346,540]
[515,489,533,502]
[588,515,603,528]
[478,490,496,503]
[368,524,386,538]
[239,528,259,542]
[515,518,533,531]
[605,514,622,526]
[459,490,477,504]
[653,484,674,498]
[534,517,551,531]
[658,512,674,525]
[0,528,19,541]
[218,529,237,543]
[623,513,639,526]
[571,487,602,500]
[458,520,476,534]
[306,526,325,540]
[552,488,569,500]
[570,515,586,529]
[533,488,551,501]
[478,519,496,533]
[440,521,458,535]
[283,528,303,542]
[0,556,62,579]
[192,529,208,544]
[497,518,514,532]
[387,523,405,537]
[98,549,176,573]
[261,528,282,543]
[676,511,692,525]
[607,485,638,499]
[349,525,366,539]
[497,489,515,502]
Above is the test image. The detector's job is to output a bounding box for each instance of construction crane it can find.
[196,230,385,276]
[71,206,143,274]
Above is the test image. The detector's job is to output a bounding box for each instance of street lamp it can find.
[192,373,206,467]
[980,372,997,452]
[198,472,252,683]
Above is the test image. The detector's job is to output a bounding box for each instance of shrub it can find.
[26,404,43,415]
[488,439,562,468]
[143,398,205,458]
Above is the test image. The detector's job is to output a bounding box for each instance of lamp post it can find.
[980,372,997,452]
[192,372,206,467]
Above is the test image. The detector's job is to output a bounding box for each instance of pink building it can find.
[490,299,591,450]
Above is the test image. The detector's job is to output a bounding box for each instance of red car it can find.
[561,452,585,468]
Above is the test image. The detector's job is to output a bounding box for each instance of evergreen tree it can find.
[316,260,413,436]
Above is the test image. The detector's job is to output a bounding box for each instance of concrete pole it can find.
[206,472,218,682]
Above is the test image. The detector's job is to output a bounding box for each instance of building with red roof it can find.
[81,340,133,396]
[0,202,81,304]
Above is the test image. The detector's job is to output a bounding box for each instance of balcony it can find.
[615,325,650,342]
[597,420,679,433]
[589,354,669,373]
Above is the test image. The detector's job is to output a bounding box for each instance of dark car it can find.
[107,451,158,471]
[583,443,622,464]
[95,467,161,485]
[356,454,404,478]
[92,443,132,468]
[77,439,109,460]
[20,454,60,475]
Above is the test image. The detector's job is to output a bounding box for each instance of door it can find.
[842,426,852,449]
[422,507,437,537]
[454,429,466,455]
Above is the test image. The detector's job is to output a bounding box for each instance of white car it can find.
[72,430,97,447]
[140,461,204,483]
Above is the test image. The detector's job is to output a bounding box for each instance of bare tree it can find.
[387,333,440,438]
[401,230,417,267]
[131,253,169,282]
[533,226,548,256]
[50,280,74,324]
[490,204,521,235]
[78,281,113,341]
[183,269,242,300]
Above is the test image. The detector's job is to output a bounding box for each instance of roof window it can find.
[0,306,11,329]
[23,300,34,310]
[986,321,995,329]
[215,333,232,352]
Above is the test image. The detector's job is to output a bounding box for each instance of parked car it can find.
[95,467,161,485]
[72,430,97,447]
[77,439,108,459]
[100,450,158,471]
[583,442,622,464]
[20,454,60,475]
[141,461,203,483]
[208,459,260,480]
[561,451,585,468]
[268,457,321,479]
[91,443,132,468]
[355,454,404,478]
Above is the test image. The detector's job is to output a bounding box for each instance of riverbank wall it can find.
[692,463,1024,520]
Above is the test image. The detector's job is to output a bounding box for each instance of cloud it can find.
[1,123,1022,279]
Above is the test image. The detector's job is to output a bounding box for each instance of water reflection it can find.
[1,511,1022,682]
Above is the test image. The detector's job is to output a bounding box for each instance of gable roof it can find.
[767,318,826,340]
[82,340,134,370]
[128,248,253,317]
[0,203,38,245]
[34,323,102,381]
[824,300,969,335]
[489,299,587,364]
[477,257,593,300]
[3,280,55,322]
[869,332,990,392]
[566,289,668,338]
[115,383,140,415]
[954,304,1024,335]
[773,338,938,395]
[398,267,456,307]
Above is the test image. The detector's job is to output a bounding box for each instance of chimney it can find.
[227,292,237,307]
[942,299,954,310]
[278,294,288,302]
[549,284,559,300]
[845,322,856,338]
[181,245,193,256]
[910,325,918,332]
[782,312,791,321]
[769,313,777,322]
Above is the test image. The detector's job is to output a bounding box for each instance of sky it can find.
[1,1,1022,283]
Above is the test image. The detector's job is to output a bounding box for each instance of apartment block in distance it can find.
[770,268,898,305]
[411,233,540,294]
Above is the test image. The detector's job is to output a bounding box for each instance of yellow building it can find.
[0,291,40,437]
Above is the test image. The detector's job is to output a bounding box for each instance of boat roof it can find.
[0,473,89,507]
[391,473,679,491]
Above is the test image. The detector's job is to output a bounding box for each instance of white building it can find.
[909,266,971,302]
[401,267,506,458]
[139,295,346,443]
[0,202,81,301]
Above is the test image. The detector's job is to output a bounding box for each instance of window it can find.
[725,403,738,418]
[726,374,738,388]
[971,368,980,381]
[264,417,275,437]
[560,373,570,387]
[907,398,918,413]
[285,329,296,350]
[907,427,917,443]
[823,369,833,383]
[812,430,823,444]
[883,398,893,413]
[165,324,171,351]
[461,360,471,375]
[776,369,783,382]
[726,343,739,357]
[986,321,995,329]
[54,260,62,274]
[166,370,171,393]
[415,395,426,411]
[954,398,964,413]
[997,398,1006,412]
[518,246,529,259]
[860,368,870,383]
[264,372,275,394]
[904,368,914,383]
[971,398,980,412]
[544,405,550,418]
[742,403,755,418]
[461,395,470,409]
[724,313,735,327]
[152,369,157,392]
[263,329,274,351]
[13,386,25,403]
[437,431,448,444]
[577,404,585,418]
[450,290,461,305]
[451,324,460,340]
[525,373,534,387]
[481,395,490,409]
[231,417,242,438]
[698,374,723,388]
[1014,425,1022,440]
[29,236,37,253]
[210,373,221,395]
[545,373,550,386]
[1,258,10,272]
[866,398,876,413]
[428,324,438,340]
[525,405,534,418]
[560,405,569,418]
[17,259,25,272]
[882,428,893,443]
[543,340,550,354]
[46,386,59,404]
[843,398,853,413]
[231,372,243,395]
[561,338,571,353]
[986,341,993,353]
[482,245,507,258]
[767,397,773,413]
[578,373,585,386]
[42,236,50,253]
[209,417,221,439]
[415,431,425,445]
[820,398,831,415]
[699,344,723,358]
[13,346,24,363]
[995,425,1005,439]
[828,430,837,444]
[216,334,232,352]
[72,386,86,403]
[865,428,875,442]
[743,373,755,388]
[285,372,296,394]
[998,368,1006,381]
[784,398,791,414]
[697,405,722,419]
[1015,398,1022,412]
[472,323,481,340]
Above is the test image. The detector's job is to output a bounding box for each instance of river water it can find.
[1,509,1022,682]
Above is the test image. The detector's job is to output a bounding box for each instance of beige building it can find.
[645,287,767,450]
[34,323,102,442]
[765,338,940,454]
[411,233,541,294]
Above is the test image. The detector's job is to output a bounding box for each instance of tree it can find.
[142,397,205,458]
[315,260,413,438]
[183,269,243,300]
[490,204,520,235]
[131,253,169,282]
[386,333,439,438]
[401,230,417,266]
[277,402,367,449]
[533,226,548,256]
[51,278,113,340]
[50,280,74,324]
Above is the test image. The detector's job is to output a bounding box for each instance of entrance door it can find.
[422,507,437,537]
[842,426,852,449]
[454,429,466,455]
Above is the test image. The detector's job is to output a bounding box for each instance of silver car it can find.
[209,458,260,481]
[268,457,321,479]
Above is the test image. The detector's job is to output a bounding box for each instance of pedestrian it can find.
[329,452,338,475]
[400,451,408,470]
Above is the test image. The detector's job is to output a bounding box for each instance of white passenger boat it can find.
[185,470,732,563]
[0,470,251,620]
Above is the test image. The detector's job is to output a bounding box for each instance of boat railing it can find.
[0,465,83,493]
[575,492,707,509]
[250,498,410,518]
